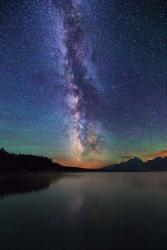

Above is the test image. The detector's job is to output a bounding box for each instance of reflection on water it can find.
[1,172,167,250]
[0,174,64,198]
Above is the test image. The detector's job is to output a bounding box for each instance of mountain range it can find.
[1,148,167,173]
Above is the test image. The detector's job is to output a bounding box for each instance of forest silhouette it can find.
[1,148,167,173]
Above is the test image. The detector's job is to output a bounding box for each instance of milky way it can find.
[1,0,167,167]
[54,0,106,164]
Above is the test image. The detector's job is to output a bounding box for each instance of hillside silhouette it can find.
[1,148,167,173]
[0,148,57,173]
[0,148,84,173]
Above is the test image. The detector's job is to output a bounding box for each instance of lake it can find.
[0,172,167,250]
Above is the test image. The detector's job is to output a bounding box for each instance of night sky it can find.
[1,0,167,168]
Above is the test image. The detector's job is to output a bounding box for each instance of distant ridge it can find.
[103,157,167,172]
[1,148,167,173]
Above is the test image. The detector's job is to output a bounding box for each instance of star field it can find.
[0,0,167,168]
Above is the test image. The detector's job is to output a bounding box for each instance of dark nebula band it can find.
[55,0,106,164]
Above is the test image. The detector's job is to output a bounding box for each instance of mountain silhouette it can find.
[1,148,167,173]
[103,157,167,172]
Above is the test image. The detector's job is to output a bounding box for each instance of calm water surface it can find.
[1,172,167,250]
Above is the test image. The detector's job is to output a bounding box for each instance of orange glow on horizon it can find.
[146,150,167,161]
[54,156,110,169]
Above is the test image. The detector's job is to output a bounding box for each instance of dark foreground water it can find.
[1,172,167,250]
